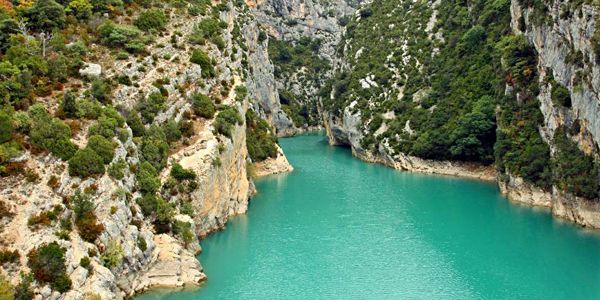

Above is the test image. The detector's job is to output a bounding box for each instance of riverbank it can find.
[322,124,600,230]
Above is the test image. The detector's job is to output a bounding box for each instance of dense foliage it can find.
[27,242,71,292]
[246,110,278,162]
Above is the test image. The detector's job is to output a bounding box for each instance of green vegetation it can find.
[189,17,226,48]
[29,104,78,160]
[137,92,166,123]
[214,105,242,138]
[134,9,167,32]
[87,135,115,164]
[551,83,572,108]
[0,274,13,300]
[190,49,215,77]
[27,242,71,292]
[72,190,104,242]
[553,128,599,199]
[192,93,216,118]
[100,240,123,268]
[246,110,278,162]
[68,148,105,178]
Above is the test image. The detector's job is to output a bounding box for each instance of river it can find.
[137,132,600,299]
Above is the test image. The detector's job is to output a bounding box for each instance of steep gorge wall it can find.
[501,0,600,228]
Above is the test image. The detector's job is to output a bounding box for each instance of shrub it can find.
[72,190,104,242]
[100,240,123,269]
[0,275,13,300]
[246,110,278,162]
[68,148,105,178]
[86,135,114,164]
[136,161,160,195]
[134,9,167,32]
[108,158,126,180]
[97,21,144,52]
[214,106,242,138]
[0,249,19,266]
[172,220,194,245]
[189,17,225,45]
[137,194,158,216]
[553,128,599,199]
[551,83,571,108]
[126,112,145,137]
[137,92,166,123]
[29,105,78,160]
[13,274,34,300]
[190,49,215,77]
[170,163,196,181]
[65,0,92,20]
[137,236,147,251]
[140,126,169,170]
[163,120,182,144]
[27,242,72,292]
[79,256,91,269]
[60,91,78,118]
[90,79,111,104]
[192,93,215,118]
[0,110,13,144]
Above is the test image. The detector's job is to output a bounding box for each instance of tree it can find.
[214,106,242,138]
[134,8,167,31]
[68,148,105,177]
[65,0,92,20]
[140,125,168,170]
[136,161,160,195]
[86,135,114,164]
[60,91,78,118]
[25,0,66,31]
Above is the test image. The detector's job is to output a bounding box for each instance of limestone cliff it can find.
[0,1,292,299]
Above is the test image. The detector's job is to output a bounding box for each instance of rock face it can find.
[253,145,294,177]
[494,1,600,228]
[79,62,102,77]
[245,0,355,135]
[0,1,292,299]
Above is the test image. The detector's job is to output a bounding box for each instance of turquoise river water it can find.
[138,132,600,299]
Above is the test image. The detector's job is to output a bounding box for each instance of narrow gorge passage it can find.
[138,133,600,300]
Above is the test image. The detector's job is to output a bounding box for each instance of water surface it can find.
[138,132,600,299]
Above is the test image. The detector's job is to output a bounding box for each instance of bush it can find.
[551,83,571,108]
[72,190,104,242]
[0,249,19,266]
[136,161,160,195]
[0,110,13,144]
[25,0,66,31]
[65,0,93,20]
[68,148,105,178]
[553,128,599,199]
[246,110,278,162]
[108,158,126,180]
[97,21,144,52]
[29,105,78,160]
[214,106,242,138]
[27,242,72,292]
[60,91,78,118]
[192,93,215,118]
[100,240,123,268]
[137,194,158,216]
[86,135,114,164]
[170,163,196,181]
[126,112,145,137]
[140,125,169,170]
[190,49,215,77]
[134,9,167,32]
[137,92,166,123]
[163,120,182,144]
[13,274,34,300]
[90,79,111,104]
[0,275,13,300]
